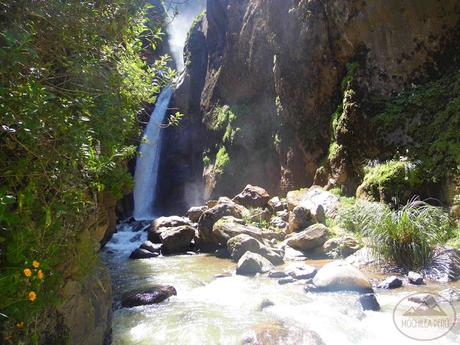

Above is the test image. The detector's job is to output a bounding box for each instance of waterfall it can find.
[133,86,173,220]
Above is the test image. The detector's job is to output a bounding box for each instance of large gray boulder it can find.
[160,225,195,254]
[312,261,373,293]
[212,216,263,245]
[121,285,177,308]
[286,224,328,251]
[233,184,270,208]
[236,252,274,276]
[149,216,192,243]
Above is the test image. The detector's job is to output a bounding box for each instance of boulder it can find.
[268,271,288,279]
[148,216,192,243]
[233,184,270,208]
[269,217,288,232]
[425,247,460,282]
[139,240,162,254]
[227,234,284,265]
[187,206,207,223]
[323,236,361,258]
[121,285,177,308]
[283,246,309,261]
[197,201,245,250]
[129,248,160,260]
[227,234,262,261]
[236,252,274,276]
[377,276,403,289]
[407,271,424,285]
[268,196,287,212]
[288,202,325,233]
[160,225,195,255]
[358,293,381,311]
[312,260,373,293]
[212,216,263,245]
[285,224,328,251]
[286,187,339,216]
[278,277,296,285]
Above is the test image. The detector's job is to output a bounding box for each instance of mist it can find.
[164,0,206,71]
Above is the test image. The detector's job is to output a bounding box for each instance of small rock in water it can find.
[288,265,317,280]
[377,276,403,289]
[121,285,177,308]
[278,277,296,285]
[408,293,438,308]
[358,293,381,311]
[258,299,275,311]
[214,272,232,278]
[304,284,320,293]
[268,271,288,279]
[129,248,160,260]
[407,271,424,285]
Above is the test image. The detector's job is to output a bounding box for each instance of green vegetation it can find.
[372,70,460,184]
[0,0,173,342]
[214,146,230,174]
[211,105,240,144]
[358,160,425,203]
[334,199,457,269]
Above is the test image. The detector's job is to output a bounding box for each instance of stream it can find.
[101,224,460,345]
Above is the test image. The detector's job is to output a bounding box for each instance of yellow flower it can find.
[28,291,37,302]
[32,261,40,268]
[16,321,24,329]
[23,268,32,277]
[37,269,44,280]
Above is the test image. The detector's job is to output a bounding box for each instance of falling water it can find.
[133,86,173,220]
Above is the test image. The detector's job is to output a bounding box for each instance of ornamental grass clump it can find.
[363,200,455,269]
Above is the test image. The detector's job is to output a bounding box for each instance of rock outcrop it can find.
[169,0,460,202]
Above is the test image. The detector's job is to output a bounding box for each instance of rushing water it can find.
[133,87,173,220]
[102,224,460,345]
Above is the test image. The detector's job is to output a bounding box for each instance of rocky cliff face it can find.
[170,0,460,207]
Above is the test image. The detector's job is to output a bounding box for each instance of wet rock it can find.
[140,240,162,254]
[197,201,246,250]
[148,216,192,243]
[233,184,270,208]
[268,271,288,278]
[236,252,274,276]
[424,247,460,282]
[285,224,328,251]
[408,293,438,308]
[160,225,195,255]
[278,277,296,285]
[358,293,381,311]
[313,260,373,293]
[129,233,142,243]
[288,266,317,280]
[129,248,160,260]
[213,216,263,245]
[214,272,232,278]
[187,206,208,223]
[268,196,287,212]
[377,276,403,289]
[258,299,275,311]
[407,271,424,285]
[121,285,177,308]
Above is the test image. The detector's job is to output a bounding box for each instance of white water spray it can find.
[133,86,173,220]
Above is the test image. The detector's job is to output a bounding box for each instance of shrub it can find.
[363,200,455,269]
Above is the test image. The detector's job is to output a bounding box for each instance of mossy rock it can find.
[356,160,428,204]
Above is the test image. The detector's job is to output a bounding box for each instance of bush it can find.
[363,200,455,269]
